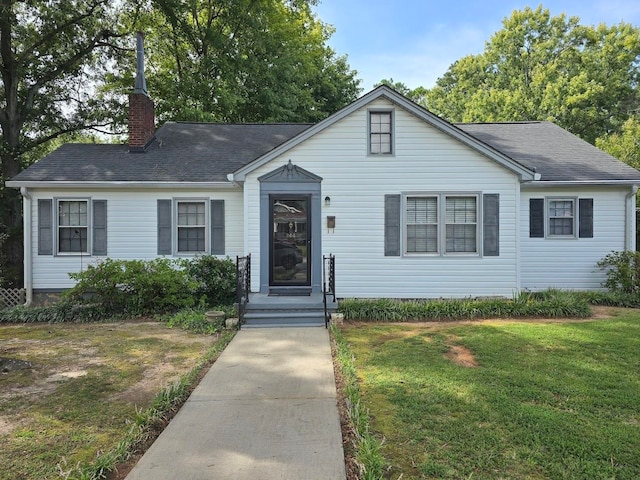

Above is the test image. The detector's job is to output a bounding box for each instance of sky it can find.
[312,0,640,92]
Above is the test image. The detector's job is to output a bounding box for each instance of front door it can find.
[270,195,311,286]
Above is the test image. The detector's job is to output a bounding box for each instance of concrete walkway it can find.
[125,328,346,480]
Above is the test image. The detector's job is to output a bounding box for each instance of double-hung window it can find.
[176,201,206,253]
[58,200,88,253]
[548,199,575,236]
[406,196,438,253]
[445,196,477,253]
[404,194,478,255]
[369,111,393,154]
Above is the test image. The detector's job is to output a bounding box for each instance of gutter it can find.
[625,185,638,251]
[522,180,640,187]
[19,187,32,307]
[5,181,239,190]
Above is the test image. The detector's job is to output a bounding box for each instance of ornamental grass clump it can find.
[338,290,591,322]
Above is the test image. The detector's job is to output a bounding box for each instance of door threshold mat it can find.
[268,290,311,296]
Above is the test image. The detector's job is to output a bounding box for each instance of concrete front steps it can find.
[242,293,337,328]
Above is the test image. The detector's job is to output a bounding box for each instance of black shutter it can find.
[384,194,401,256]
[579,198,594,238]
[92,200,107,255]
[211,200,225,255]
[38,199,53,255]
[529,198,545,238]
[483,194,499,256]
[157,200,172,255]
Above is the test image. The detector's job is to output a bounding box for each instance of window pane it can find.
[549,201,573,217]
[178,227,205,252]
[178,202,205,226]
[445,196,477,253]
[446,196,476,223]
[406,196,438,253]
[446,224,476,252]
[407,197,437,223]
[59,201,87,227]
[407,225,437,253]
[548,200,574,235]
[549,218,573,235]
[370,112,392,154]
[59,227,88,252]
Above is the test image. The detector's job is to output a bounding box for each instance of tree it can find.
[596,116,640,169]
[424,6,640,145]
[115,0,361,124]
[375,78,427,104]
[0,0,130,286]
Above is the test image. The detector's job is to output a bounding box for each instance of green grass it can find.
[0,322,232,480]
[340,311,640,479]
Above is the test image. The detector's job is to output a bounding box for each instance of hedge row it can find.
[338,290,593,322]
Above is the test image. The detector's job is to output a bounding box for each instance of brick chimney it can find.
[128,32,155,152]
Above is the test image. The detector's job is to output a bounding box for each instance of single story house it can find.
[8,50,640,306]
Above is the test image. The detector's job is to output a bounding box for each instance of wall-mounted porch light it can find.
[324,196,331,206]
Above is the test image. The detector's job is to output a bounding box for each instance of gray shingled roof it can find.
[9,118,640,184]
[457,121,640,182]
[9,122,312,183]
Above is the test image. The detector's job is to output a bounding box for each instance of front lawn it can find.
[0,321,233,480]
[339,311,640,479]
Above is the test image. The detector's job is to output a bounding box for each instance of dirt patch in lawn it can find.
[445,344,479,367]
[0,321,221,480]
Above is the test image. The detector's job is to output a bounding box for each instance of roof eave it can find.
[522,180,640,187]
[5,180,239,189]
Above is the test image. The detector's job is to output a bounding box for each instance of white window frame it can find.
[174,198,208,255]
[405,195,439,254]
[547,197,576,238]
[444,195,479,254]
[368,109,394,155]
[55,198,90,255]
[403,193,480,256]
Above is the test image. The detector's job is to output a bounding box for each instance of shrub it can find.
[596,250,640,294]
[64,258,199,316]
[185,255,237,307]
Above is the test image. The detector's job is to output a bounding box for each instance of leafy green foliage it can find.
[186,256,237,307]
[423,6,640,145]
[111,0,361,124]
[164,307,236,334]
[596,250,640,293]
[0,302,111,324]
[1,256,239,323]
[338,290,591,322]
[596,116,640,169]
[64,258,199,315]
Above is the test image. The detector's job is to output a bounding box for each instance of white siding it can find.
[29,188,243,289]
[246,98,522,298]
[520,187,628,291]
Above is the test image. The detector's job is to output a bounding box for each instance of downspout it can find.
[625,185,638,251]
[19,187,33,306]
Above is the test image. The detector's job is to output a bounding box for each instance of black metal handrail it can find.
[236,254,251,328]
[322,254,335,328]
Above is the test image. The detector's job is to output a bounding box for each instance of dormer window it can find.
[369,110,393,155]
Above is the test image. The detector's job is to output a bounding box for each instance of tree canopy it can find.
[108,0,361,124]
[423,6,640,145]
[0,0,360,286]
